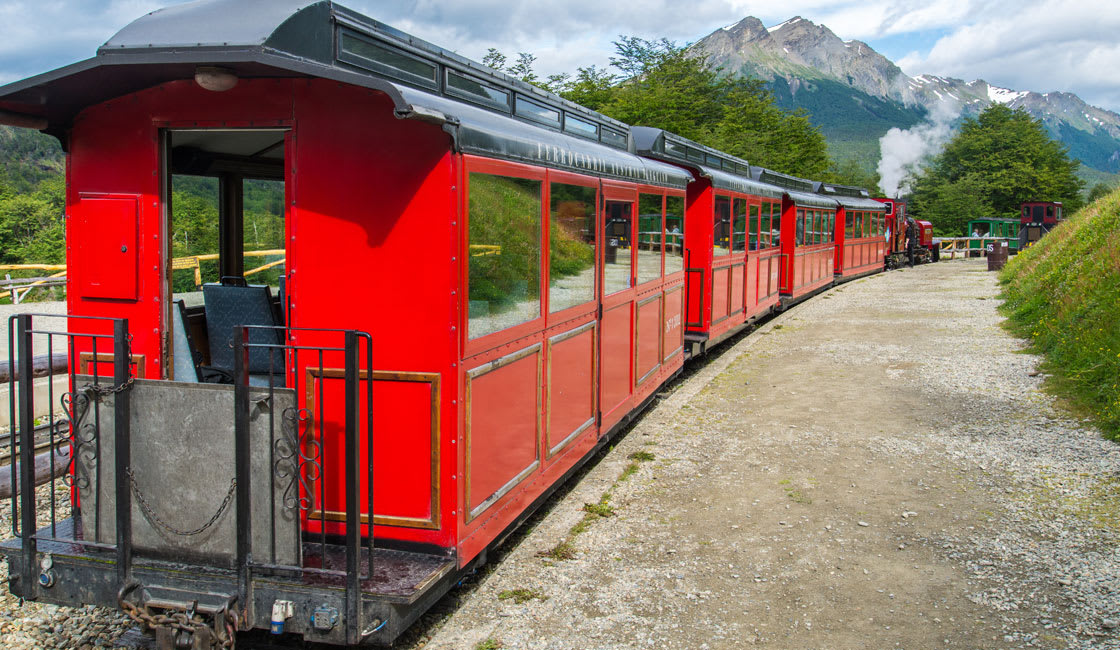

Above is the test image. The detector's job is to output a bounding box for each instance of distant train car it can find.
[756,169,839,305]
[630,127,784,353]
[967,217,1021,254]
[816,182,889,281]
[1019,201,1063,248]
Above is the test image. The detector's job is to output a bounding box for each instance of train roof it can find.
[748,168,837,209]
[629,127,784,199]
[816,182,887,210]
[0,0,690,187]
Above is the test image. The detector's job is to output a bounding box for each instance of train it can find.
[0,1,937,647]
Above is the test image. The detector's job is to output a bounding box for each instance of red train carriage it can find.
[817,183,889,280]
[755,169,839,306]
[630,128,784,353]
[1019,200,1063,248]
[876,198,937,266]
[0,1,692,646]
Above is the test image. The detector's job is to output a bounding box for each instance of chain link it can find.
[120,597,236,649]
[81,332,136,398]
[127,468,237,537]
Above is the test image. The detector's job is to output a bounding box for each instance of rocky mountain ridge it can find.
[694,16,1120,174]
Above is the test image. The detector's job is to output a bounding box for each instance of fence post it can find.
[233,326,252,616]
[344,330,362,644]
[16,314,38,600]
[113,319,133,586]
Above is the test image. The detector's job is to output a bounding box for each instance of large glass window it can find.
[732,198,747,253]
[468,173,542,339]
[749,203,760,251]
[713,196,732,257]
[770,203,781,249]
[549,183,596,313]
[845,211,854,239]
[665,196,685,275]
[637,193,663,284]
[760,204,771,249]
[863,211,871,237]
[603,201,633,295]
[796,209,805,246]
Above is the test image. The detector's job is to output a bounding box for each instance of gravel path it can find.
[2,259,1118,649]
[408,258,1120,649]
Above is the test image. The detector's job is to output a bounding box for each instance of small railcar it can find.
[1019,201,1063,248]
[0,1,915,648]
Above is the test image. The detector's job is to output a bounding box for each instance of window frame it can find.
[546,171,601,320]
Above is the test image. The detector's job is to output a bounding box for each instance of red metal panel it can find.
[746,252,759,312]
[546,324,596,457]
[663,286,683,361]
[467,347,540,515]
[635,294,661,385]
[712,266,730,322]
[730,263,745,314]
[600,302,632,420]
[71,194,139,300]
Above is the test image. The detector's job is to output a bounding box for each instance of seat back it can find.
[172,300,201,383]
[203,283,284,377]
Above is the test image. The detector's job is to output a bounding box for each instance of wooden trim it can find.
[465,343,542,522]
[78,353,146,378]
[305,368,442,530]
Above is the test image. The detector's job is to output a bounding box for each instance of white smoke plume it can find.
[877,100,961,198]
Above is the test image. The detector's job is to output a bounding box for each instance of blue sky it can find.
[1,0,1118,112]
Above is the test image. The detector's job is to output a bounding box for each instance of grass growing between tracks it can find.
[1000,187,1120,441]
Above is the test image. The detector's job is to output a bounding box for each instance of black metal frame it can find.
[3,315,406,645]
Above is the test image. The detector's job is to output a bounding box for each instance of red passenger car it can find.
[817,183,889,280]
[755,169,839,305]
[630,128,784,353]
[1019,200,1063,247]
[0,1,693,645]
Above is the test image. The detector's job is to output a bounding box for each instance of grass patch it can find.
[475,639,504,650]
[1000,187,1120,440]
[538,448,658,562]
[498,588,548,604]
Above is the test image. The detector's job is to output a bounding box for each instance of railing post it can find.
[16,314,38,600]
[343,330,362,644]
[113,318,133,586]
[233,326,252,616]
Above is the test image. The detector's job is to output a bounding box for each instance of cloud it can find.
[895,0,1120,112]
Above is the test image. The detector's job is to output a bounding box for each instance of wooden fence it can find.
[1,249,285,303]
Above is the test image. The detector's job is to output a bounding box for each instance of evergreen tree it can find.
[909,105,1084,235]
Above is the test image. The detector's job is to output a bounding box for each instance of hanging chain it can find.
[126,468,236,537]
[81,332,136,398]
[120,596,238,649]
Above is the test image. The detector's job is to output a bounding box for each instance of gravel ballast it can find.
[1,259,1118,649]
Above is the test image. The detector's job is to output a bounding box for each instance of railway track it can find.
[0,420,69,467]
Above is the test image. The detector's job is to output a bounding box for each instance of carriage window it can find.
[339,32,438,88]
[827,213,835,242]
[564,114,599,139]
[770,203,781,249]
[467,173,542,339]
[170,175,221,304]
[732,198,747,252]
[603,200,633,295]
[796,209,805,246]
[1046,205,1054,218]
[665,196,685,275]
[549,183,596,313]
[760,204,771,248]
[637,193,663,284]
[515,97,561,127]
[601,128,627,149]
[242,179,286,295]
[713,196,732,257]
[749,203,760,250]
[845,211,854,238]
[447,71,511,110]
[665,140,686,158]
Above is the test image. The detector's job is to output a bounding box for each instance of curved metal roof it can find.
[0,0,689,185]
[786,190,839,209]
[833,196,889,210]
[699,165,785,198]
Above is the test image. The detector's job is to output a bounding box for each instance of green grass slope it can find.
[1000,188,1120,440]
